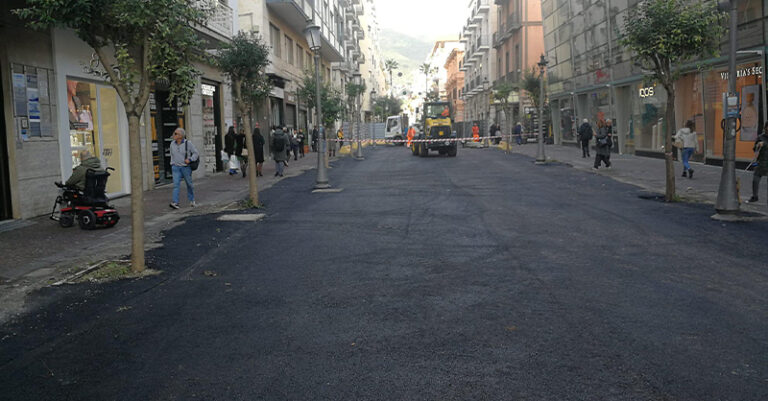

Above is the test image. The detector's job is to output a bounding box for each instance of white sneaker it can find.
[169,202,180,209]
[190,201,197,207]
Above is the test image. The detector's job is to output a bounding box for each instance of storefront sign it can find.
[638,86,655,98]
[720,66,763,80]
[201,83,216,96]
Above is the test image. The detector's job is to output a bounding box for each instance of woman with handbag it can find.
[674,120,697,179]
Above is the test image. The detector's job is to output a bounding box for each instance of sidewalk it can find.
[0,151,324,319]
[498,141,768,215]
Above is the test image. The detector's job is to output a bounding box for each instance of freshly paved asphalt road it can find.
[2,146,768,400]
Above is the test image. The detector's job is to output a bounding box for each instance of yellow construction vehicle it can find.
[412,101,457,157]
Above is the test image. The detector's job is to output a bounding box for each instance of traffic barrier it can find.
[326,135,510,144]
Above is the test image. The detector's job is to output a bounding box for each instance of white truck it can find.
[385,114,409,146]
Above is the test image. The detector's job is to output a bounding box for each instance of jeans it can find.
[515,135,522,145]
[594,154,611,168]
[275,160,284,176]
[172,165,194,204]
[681,147,694,171]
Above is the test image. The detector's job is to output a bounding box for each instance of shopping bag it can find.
[228,157,240,171]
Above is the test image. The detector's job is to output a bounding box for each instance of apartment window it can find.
[505,51,509,74]
[296,44,304,70]
[284,35,294,65]
[270,24,281,57]
[306,52,312,69]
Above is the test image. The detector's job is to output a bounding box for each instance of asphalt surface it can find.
[2,146,768,400]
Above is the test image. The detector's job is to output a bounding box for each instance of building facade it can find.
[445,49,466,123]
[542,0,767,165]
[459,0,498,136]
[492,0,544,133]
[1,0,237,221]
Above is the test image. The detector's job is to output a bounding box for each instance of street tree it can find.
[15,0,209,272]
[419,63,438,98]
[621,0,726,201]
[217,32,271,206]
[384,59,399,92]
[373,96,402,121]
[521,67,547,135]
[298,73,345,130]
[493,81,518,146]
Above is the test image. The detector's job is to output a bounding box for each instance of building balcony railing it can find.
[476,0,490,13]
[195,0,233,39]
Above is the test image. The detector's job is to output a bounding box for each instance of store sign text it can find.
[639,86,655,98]
[720,66,763,80]
[201,84,216,96]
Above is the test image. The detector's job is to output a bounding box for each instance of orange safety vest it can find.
[407,127,415,146]
[472,126,480,142]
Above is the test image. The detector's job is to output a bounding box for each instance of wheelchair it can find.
[50,167,120,230]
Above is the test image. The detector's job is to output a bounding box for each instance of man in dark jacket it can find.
[65,150,103,190]
[746,122,768,204]
[593,120,612,169]
[577,119,593,158]
[234,127,247,178]
[271,127,290,177]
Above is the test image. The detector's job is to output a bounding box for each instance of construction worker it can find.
[472,122,480,142]
[441,106,450,117]
[407,125,415,147]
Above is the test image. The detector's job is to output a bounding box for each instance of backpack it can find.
[581,124,593,140]
[272,135,285,152]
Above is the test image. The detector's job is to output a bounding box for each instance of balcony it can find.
[476,0,490,13]
[266,0,313,30]
[195,0,233,40]
[476,37,490,53]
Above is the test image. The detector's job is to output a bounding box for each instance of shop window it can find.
[674,73,705,160]
[703,61,763,159]
[67,79,124,194]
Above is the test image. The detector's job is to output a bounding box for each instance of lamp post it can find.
[482,77,490,147]
[353,72,364,160]
[370,89,377,147]
[715,0,740,213]
[304,23,329,188]
[536,54,548,164]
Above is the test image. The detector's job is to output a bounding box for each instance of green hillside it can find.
[379,28,433,89]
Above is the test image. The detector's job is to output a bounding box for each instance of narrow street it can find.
[2,146,767,400]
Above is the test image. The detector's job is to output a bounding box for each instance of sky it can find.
[374,0,468,41]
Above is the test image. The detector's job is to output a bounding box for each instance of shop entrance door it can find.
[0,66,13,220]
[154,89,181,183]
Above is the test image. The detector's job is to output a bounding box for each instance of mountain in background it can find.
[378,28,434,93]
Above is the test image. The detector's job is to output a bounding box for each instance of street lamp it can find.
[304,23,329,188]
[536,54,548,164]
[370,89,377,147]
[353,72,364,160]
[715,0,740,214]
[482,77,490,147]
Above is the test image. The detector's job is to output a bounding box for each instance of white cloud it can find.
[374,0,467,40]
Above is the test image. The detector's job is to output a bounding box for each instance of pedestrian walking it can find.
[169,127,198,209]
[674,120,697,179]
[235,127,247,178]
[224,126,237,175]
[271,126,289,177]
[746,122,768,204]
[593,119,612,170]
[290,131,299,161]
[577,118,593,158]
[337,128,344,151]
[252,123,265,177]
[311,127,318,152]
[297,129,305,158]
[514,122,523,145]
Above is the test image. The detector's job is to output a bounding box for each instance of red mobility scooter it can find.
[50,167,120,229]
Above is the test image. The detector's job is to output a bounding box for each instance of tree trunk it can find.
[664,87,677,201]
[127,114,145,272]
[241,103,259,205]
